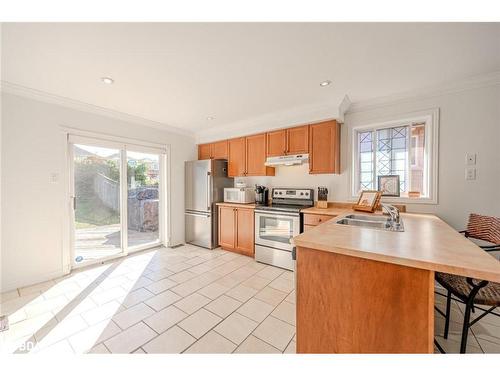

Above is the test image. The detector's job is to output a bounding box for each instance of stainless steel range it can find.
[254,188,314,270]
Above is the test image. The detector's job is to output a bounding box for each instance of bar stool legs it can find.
[444,290,452,339]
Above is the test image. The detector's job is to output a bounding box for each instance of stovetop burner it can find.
[254,188,315,214]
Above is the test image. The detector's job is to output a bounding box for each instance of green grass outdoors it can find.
[75,195,120,229]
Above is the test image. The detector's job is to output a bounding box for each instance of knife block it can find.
[317,200,328,209]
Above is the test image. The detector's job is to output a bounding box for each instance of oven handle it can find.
[254,211,300,219]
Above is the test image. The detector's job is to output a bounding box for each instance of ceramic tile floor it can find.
[1,244,498,354]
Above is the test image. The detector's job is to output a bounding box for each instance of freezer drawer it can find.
[185,211,214,249]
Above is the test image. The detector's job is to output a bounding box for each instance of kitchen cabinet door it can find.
[287,125,309,154]
[198,143,212,160]
[235,208,255,256]
[309,120,340,174]
[228,137,246,177]
[266,129,287,157]
[246,133,275,176]
[218,206,236,249]
[212,140,228,159]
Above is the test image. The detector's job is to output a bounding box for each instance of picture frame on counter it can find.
[352,190,382,212]
[377,175,400,197]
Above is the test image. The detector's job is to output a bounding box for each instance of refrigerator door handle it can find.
[185,211,211,218]
[207,172,211,211]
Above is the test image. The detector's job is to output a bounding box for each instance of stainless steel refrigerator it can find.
[185,159,233,248]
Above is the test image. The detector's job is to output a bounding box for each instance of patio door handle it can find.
[72,196,76,210]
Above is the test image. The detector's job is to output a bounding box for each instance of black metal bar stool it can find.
[434,213,500,353]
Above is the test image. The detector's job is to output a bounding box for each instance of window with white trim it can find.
[351,110,438,203]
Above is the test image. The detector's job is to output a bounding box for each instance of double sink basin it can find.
[336,214,404,232]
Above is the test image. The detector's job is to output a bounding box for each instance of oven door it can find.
[254,211,300,251]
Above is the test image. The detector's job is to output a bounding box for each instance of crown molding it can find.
[337,94,352,123]
[196,99,341,144]
[347,71,500,114]
[0,80,195,139]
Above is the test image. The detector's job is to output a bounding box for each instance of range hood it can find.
[265,154,309,166]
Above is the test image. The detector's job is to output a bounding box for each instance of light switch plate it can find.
[465,168,476,180]
[49,173,59,183]
[466,153,476,166]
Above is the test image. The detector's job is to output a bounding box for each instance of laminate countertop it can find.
[215,202,257,209]
[292,211,500,283]
[300,206,351,216]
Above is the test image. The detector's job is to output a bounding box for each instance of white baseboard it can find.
[1,269,68,294]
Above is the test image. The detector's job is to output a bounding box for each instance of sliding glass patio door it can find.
[69,136,165,267]
[126,150,161,248]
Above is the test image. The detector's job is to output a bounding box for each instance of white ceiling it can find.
[2,23,499,136]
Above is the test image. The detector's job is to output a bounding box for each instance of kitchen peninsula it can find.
[292,211,500,353]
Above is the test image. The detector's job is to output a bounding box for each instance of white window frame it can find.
[61,126,171,271]
[349,108,439,205]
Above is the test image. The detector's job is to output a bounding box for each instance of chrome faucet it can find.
[381,203,401,225]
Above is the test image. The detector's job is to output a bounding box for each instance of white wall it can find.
[0,93,196,292]
[240,84,500,230]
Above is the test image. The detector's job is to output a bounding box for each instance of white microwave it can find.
[224,188,255,204]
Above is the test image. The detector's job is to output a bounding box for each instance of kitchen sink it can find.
[343,214,390,222]
[336,215,404,232]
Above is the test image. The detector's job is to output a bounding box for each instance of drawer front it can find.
[303,213,334,226]
[303,224,316,232]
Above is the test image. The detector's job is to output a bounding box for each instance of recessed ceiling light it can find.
[319,80,332,87]
[101,77,114,85]
[207,116,215,121]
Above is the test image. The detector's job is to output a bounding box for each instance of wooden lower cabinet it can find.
[235,208,255,256]
[296,247,434,353]
[218,206,236,249]
[218,205,254,257]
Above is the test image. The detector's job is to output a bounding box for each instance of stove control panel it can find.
[272,188,313,200]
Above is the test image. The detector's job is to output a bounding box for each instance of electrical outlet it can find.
[466,153,476,166]
[465,168,476,181]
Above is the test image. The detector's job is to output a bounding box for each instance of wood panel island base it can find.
[292,211,500,354]
[296,247,434,353]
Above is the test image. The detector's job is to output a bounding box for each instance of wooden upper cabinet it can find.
[218,206,236,249]
[235,208,255,257]
[246,133,275,176]
[309,120,341,174]
[201,120,339,175]
[266,129,287,157]
[266,125,309,157]
[211,140,228,159]
[198,143,212,160]
[228,137,246,177]
[287,125,309,154]
[198,140,228,160]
